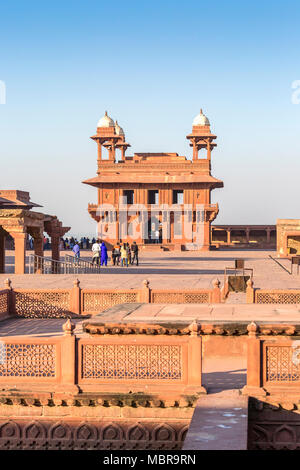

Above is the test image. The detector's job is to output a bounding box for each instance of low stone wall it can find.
[245,280,300,304]
[0,318,203,450]
[0,278,222,318]
[243,322,300,398]
[0,319,204,398]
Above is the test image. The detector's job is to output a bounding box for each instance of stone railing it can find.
[243,322,300,397]
[0,278,222,318]
[81,279,221,315]
[0,319,205,397]
[245,280,300,304]
[1,279,82,319]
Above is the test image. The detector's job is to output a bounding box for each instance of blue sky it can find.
[1,0,300,237]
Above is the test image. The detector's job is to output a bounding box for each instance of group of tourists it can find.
[111,241,139,267]
[71,240,139,267]
[91,240,108,266]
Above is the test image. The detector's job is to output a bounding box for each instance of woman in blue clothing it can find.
[100,241,108,266]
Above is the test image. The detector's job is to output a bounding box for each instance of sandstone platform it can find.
[0,249,296,291]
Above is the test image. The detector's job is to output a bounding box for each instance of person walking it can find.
[113,241,121,266]
[126,242,131,264]
[72,241,80,265]
[92,239,101,265]
[131,241,139,266]
[100,241,108,266]
[121,243,129,267]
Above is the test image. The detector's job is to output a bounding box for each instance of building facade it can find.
[277,219,300,257]
[83,110,223,251]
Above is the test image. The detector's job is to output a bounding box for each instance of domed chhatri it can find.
[193,109,210,127]
[115,120,124,136]
[97,111,115,128]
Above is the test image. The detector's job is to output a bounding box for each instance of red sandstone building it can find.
[83,110,223,251]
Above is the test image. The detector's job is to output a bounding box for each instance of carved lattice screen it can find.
[266,345,300,382]
[81,344,182,380]
[0,343,56,377]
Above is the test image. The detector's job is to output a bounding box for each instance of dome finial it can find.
[193,109,210,127]
[115,120,124,136]
[97,111,115,128]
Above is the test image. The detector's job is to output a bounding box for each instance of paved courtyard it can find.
[0,249,298,290]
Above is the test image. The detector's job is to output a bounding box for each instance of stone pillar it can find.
[97,141,102,167]
[70,279,81,314]
[227,229,231,245]
[34,235,44,274]
[207,140,211,160]
[0,231,5,274]
[212,278,221,303]
[246,279,255,303]
[60,319,78,394]
[246,228,250,243]
[139,279,150,303]
[170,215,174,244]
[51,235,60,261]
[242,322,266,397]
[187,321,206,394]
[192,141,198,160]
[12,232,26,274]
[198,221,211,252]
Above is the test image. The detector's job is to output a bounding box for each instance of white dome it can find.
[115,120,124,136]
[193,109,210,126]
[97,111,115,128]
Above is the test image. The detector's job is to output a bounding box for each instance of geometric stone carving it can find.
[0,292,8,316]
[266,346,300,382]
[81,344,182,381]
[151,292,209,304]
[0,343,56,377]
[15,291,71,318]
[82,292,138,313]
[257,292,300,304]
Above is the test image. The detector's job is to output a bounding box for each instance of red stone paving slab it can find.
[0,318,84,337]
[125,303,300,322]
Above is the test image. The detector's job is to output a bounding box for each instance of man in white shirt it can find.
[92,239,101,265]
